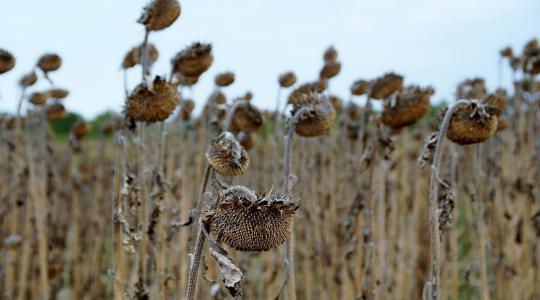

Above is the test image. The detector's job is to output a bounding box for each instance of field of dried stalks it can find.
[1,1,540,299]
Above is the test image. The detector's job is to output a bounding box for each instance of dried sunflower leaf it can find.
[203,223,244,297]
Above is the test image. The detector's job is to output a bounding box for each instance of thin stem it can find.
[112,134,126,300]
[282,107,308,300]
[141,30,150,83]
[359,96,372,149]
[275,87,282,127]
[123,69,129,98]
[475,145,490,300]
[185,164,212,300]
[426,99,470,300]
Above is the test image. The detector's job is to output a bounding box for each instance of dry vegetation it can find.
[1,1,540,299]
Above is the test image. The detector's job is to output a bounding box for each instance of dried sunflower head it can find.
[456,78,486,100]
[239,91,253,102]
[209,90,227,105]
[369,72,404,100]
[496,118,508,132]
[229,102,263,133]
[319,61,341,79]
[19,72,38,87]
[287,81,326,105]
[346,101,362,120]
[2,115,25,130]
[138,0,181,31]
[323,46,338,62]
[237,131,255,151]
[381,86,433,129]
[206,132,249,176]
[37,53,62,72]
[510,56,522,71]
[101,119,122,135]
[174,73,199,87]
[46,103,67,121]
[28,92,49,105]
[72,120,91,140]
[279,71,297,88]
[0,49,16,74]
[122,44,159,69]
[499,46,513,58]
[204,185,299,252]
[179,99,195,121]
[292,93,336,137]
[446,101,498,145]
[125,76,180,123]
[215,72,235,87]
[524,54,540,76]
[350,79,369,96]
[328,95,342,113]
[523,38,539,56]
[171,42,213,77]
[46,88,69,100]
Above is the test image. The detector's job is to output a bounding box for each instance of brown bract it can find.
[0,49,16,74]
[370,72,404,100]
[287,81,326,105]
[320,61,341,79]
[229,103,263,133]
[122,44,159,69]
[292,93,337,137]
[350,79,369,96]
[381,86,433,129]
[206,132,249,176]
[125,76,180,123]
[37,53,62,72]
[279,72,297,88]
[138,0,181,31]
[171,42,213,77]
[446,102,498,145]
[204,186,299,252]
[19,72,38,87]
[215,72,235,87]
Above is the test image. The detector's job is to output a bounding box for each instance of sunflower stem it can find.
[185,164,212,300]
[426,99,470,300]
[282,106,308,300]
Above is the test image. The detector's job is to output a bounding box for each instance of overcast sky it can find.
[1,0,539,118]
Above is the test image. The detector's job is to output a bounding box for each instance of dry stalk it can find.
[425,99,470,300]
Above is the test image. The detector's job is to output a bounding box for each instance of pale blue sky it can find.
[1,0,539,118]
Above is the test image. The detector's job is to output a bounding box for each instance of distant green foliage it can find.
[47,110,121,139]
[89,110,121,138]
[48,112,82,139]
